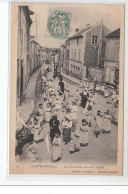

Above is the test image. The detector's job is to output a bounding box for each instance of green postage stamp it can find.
[47,9,71,39]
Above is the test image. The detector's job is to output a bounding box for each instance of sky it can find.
[29,3,124,48]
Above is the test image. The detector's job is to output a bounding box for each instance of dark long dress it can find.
[49,118,60,143]
[58,81,64,95]
[81,92,89,108]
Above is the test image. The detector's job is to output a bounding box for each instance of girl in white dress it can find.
[31,118,42,143]
[79,119,89,146]
[70,125,80,154]
[52,132,62,161]
[102,110,111,133]
[37,104,44,124]
[45,102,51,122]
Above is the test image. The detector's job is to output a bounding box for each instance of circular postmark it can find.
[47,10,71,39]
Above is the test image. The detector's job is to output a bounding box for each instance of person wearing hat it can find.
[49,114,60,143]
[79,119,89,146]
[61,115,72,144]
[102,110,111,133]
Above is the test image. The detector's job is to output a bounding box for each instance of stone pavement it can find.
[16,68,41,131]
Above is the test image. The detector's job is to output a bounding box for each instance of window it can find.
[70,50,72,59]
[72,49,73,59]
[21,29,23,52]
[115,44,120,59]
[74,49,76,60]
[77,38,79,45]
[78,49,81,61]
[91,35,98,45]
[115,69,119,79]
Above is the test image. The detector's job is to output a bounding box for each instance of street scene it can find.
[15,4,121,165]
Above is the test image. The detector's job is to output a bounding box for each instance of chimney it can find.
[96,22,100,25]
[85,24,90,28]
[75,28,79,32]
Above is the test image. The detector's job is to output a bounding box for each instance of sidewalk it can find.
[62,72,80,85]
[16,68,41,131]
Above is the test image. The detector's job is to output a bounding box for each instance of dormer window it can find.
[91,35,98,45]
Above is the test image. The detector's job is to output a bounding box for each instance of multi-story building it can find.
[17,6,34,105]
[67,23,110,78]
[104,28,120,85]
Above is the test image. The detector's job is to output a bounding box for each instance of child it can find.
[95,84,100,92]
[31,118,42,143]
[42,97,48,111]
[102,110,111,133]
[94,110,103,138]
[52,132,62,162]
[37,104,44,124]
[104,87,109,98]
[90,82,94,91]
[70,124,80,154]
[45,102,51,123]
[101,84,105,95]
[79,119,89,146]
[61,115,72,144]
[53,96,61,111]
[84,99,93,127]
[70,101,77,122]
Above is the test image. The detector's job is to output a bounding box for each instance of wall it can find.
[87,67,104,82]
[105,37,120,62]
[84,24,110,67]
[104,36,120,84]
[68,36,84,77]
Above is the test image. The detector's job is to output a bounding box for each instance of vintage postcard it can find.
[9,3,124,175]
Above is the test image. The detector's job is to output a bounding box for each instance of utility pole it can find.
[35,14,37,42]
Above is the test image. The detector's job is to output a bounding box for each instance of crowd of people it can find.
[16,64,119,163]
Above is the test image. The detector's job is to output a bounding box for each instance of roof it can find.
[46,48,59,52]
[106,28,120,38]
[69,25,95,39]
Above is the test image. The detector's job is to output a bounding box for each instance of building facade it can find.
[17,6,34,105]
[67,23,110,78]
[104,28,120,85]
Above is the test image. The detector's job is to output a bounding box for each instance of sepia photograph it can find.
[9,3,124,175]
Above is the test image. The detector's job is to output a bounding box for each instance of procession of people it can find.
[16,63,119,163]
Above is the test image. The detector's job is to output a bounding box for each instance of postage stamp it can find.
[47,9,71,39]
